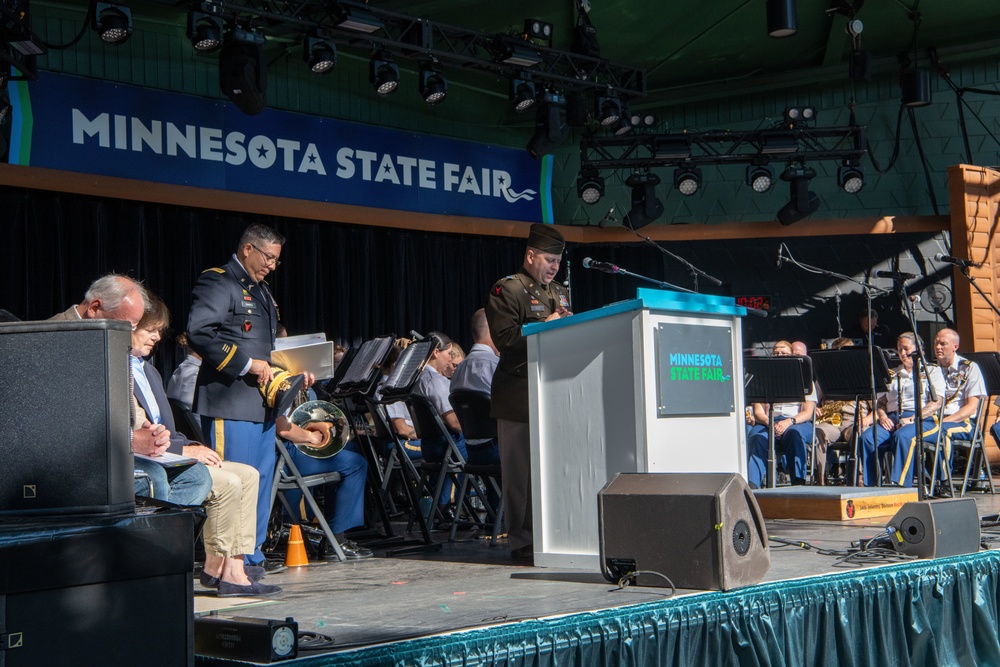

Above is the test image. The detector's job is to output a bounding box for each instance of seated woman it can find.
[746,340,816,487]
[130,295,279,597]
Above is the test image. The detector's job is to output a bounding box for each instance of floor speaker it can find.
[887,498,981,558]
[598,472,770,591]
[0,320,134,515]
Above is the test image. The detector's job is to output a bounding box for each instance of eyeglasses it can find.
[250,243,281,268]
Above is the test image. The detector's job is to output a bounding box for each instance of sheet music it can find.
[339,337,393,387]
[383,340,433,393]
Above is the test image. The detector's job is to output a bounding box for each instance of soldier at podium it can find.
[485,224,571,563]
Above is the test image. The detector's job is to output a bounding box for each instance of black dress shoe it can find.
[322,539,374,560]
[256,559,287,575]
[217,579,283,598]
[434,505,457,529]
[244,564,265,581]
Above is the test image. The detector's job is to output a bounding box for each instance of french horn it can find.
[289,400,350,458]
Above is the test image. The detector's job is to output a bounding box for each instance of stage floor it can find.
[194,489,1000,661]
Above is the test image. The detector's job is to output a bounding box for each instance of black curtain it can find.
[0,184,946,378]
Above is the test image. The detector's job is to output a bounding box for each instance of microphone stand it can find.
[624,224,723,293]
[953,264,1000,319]
[891,275,936,500]
[779,244,890,486]
[612,264,695,294]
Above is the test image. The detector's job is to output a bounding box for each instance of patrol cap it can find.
[526,224,565,254]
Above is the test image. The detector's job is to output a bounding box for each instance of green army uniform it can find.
[484,223,568,559]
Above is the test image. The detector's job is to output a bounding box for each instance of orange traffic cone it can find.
[285,524,309,567]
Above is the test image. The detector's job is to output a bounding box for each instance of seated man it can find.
[449,308,501,465]
[166,331,201,416]
[747,340,816,487]
[131,295,280,597]
[858,332,943,487]
[277,404,373,560]
[919,328,986,489]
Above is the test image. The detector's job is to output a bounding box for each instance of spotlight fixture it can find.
[624,172,663,230]
[759,130,799,155]
[838,162,865,194]
[328,2,384,33]
[766,0,798,38]
[595,94,622,126]
[746,165,774,193]
[304,33,337,74]
[187,10,224,53]
[673,168,702,196]
[509,74,536,112]
[493,36,542,67]
[419,61,447,104]
[576,167,605,204]
[369,51,399,95]
[783,106,815,125]
[93,2,133,45]
[611,113,632,136]
[630,112,657,129]
[776,163,820,225]
[526,91,569,158]
[524,18,553,47]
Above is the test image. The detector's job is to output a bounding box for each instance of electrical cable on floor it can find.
[768,536,852,557]
[297,631,338,653]
[611,570,676,598]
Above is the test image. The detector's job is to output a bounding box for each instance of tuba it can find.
[289,400,350,458]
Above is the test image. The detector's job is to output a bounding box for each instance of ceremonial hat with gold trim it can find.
[259,367,305,416]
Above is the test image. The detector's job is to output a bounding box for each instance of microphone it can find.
[597,206,617,229]
[874,270,917,280]
[582,257,620,274]
[934,253,981,268]
[776,245,784,269]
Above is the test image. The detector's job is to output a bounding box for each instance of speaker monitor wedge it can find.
[598,472,770,591]
[887,498,980,559]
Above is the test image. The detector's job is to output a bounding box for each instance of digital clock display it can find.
[735,295,771,311]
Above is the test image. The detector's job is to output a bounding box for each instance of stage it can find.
[193,489,1000,666]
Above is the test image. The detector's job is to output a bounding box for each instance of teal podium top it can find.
[522,287,748,337]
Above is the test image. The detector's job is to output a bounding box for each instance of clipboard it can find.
[271,341,337,380]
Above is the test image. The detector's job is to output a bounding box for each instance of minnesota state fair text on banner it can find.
[4,72,548,222]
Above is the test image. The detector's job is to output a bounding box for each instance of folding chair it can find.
[168,397,205,443]
[269,438,347,561]
[449,389,504,544]
[405,393,498,540]
[948,398,996,496]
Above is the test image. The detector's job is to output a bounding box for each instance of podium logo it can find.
[668,353,730,382]
[22,485,36,499]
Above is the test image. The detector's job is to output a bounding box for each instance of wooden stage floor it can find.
[193,488,1000,659]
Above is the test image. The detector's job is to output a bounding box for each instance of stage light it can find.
[674,168,701,196]
[509,74,536,112]
[838,162,865,194]
[303,33,337,74]
[93,2,132,45]
[784,106,815,124]
[631,112,657,128]
[577,167,604,204]
[328,2,384,33]
[767,0,797,38]
[524,18,553,46]
[624,172,663,230]
[746,165,774,193]
[759,131,798,155]
[493,36,542,67]
[419,61,447,104]
[611,113,633,135]
[654,136,691,160]
[187,10,223,53]
[370,51,399,95]
[526,91,569,158]
[595,94,621,126]
[776,163,820,225]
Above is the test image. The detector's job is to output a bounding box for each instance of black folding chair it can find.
[449,389,504,545]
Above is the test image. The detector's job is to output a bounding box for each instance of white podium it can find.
[524,288,750,569]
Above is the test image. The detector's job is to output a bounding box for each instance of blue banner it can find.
[7,72,547,222]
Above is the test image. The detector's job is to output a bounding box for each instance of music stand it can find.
[744,356,812,488]
[378,340,436,403]
[327,336,394,400]
[811,348,891,485]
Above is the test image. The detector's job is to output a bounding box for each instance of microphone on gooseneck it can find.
[582,257,620,274]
